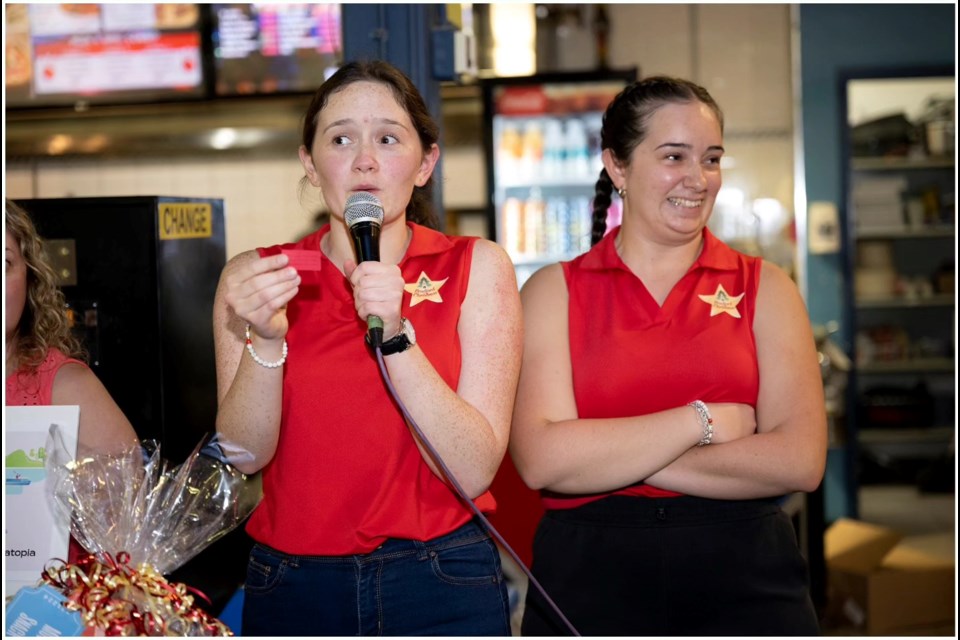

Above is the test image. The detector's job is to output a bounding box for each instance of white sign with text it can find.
[4,406,79,597]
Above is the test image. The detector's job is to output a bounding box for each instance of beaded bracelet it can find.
[244,324,288,369]
[688,400,714,447]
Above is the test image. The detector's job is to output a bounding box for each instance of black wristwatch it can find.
[379,317,416,356]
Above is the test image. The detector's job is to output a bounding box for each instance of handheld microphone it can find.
[345,191,385,347]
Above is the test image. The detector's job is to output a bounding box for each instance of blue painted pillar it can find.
[341,5,447,229]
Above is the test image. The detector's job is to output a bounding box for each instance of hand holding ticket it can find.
[281,249,324,272]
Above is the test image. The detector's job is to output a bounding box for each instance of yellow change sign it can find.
[158,202,212,240]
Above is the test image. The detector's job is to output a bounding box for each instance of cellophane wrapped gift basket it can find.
[38,425,261,636]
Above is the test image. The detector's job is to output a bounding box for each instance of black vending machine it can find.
[18,195,224,462]
[18,195,247,611]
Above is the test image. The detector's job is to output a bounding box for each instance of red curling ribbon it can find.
[40,551,234,636]
[187,584,214,606]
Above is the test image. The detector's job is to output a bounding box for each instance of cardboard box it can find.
[825,518,956,635]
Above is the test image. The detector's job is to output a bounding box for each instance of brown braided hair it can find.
[591,76,724,246]
[299,60,440,230]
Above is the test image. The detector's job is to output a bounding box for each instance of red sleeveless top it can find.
[544,227,762,509]
[246,223,495,555]
[6,348,85,406]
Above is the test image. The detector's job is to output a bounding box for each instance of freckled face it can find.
[612,101,724,242]
[5,230,28,341]
[300,81,437,224]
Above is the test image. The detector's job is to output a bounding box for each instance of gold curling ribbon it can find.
[42,552,233,636]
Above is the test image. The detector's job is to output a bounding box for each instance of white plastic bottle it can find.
[564,118,590,179]
[542,118,565,181]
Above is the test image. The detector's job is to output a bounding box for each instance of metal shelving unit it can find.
[846,156,955,499]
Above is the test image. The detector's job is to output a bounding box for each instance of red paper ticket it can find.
[281,249,324,272]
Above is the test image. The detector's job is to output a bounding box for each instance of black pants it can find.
[522,495,819,636]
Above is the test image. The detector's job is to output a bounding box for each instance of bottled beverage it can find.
[520,120,544,182]
[569,196,593,254]
[501,197,523,259]
[585,113,604,176]
[556,196,572,256]
[564,118,590,179]
[542,118,565,181]
[523,189,545,257]
[497,122,522,181]
[544,197,562,257]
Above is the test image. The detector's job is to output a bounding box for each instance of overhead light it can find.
[210,128,238,150]
[490,4,535,76]
[47,134,72,155]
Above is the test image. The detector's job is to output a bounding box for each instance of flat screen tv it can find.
[211,3,341,96]
[4,3,206,109]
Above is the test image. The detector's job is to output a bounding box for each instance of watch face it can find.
[403,318,416,345]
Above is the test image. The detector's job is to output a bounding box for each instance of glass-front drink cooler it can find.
[481,69,636,287]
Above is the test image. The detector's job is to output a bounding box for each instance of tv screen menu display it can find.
[5,3,205,108]
[211,3,341,96]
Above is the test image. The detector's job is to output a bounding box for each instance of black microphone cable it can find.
[373,348,581,637]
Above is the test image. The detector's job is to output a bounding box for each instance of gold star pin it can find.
[404,271,449,307]
[698,283,745,318]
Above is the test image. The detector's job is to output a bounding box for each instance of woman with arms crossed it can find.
[512,77,827,635]
[212,61,521,636]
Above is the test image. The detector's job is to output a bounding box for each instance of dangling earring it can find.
[617,187,626,198]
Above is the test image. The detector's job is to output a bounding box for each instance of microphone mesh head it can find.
[344,192,384,228]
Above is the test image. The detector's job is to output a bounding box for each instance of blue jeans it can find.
[241,519,510,636]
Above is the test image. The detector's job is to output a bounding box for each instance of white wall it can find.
[608,4,795,263]
[848,77,954,125]
[5,153,321,260]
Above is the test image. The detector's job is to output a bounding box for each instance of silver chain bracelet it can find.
[688,400,714,446]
